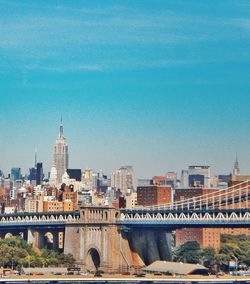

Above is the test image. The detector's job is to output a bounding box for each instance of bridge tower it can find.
[64,206,138,273]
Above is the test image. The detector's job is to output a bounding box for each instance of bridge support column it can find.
[27,229,39,248]
[58,231,64,251]
[128,229,172,265]
[119,228,144,273]
[53,232,59,252]
[38,232,45,249]
[100,226,108,272]
[64,207,144,273]
[64,225,80,260]
[158,231,172,260]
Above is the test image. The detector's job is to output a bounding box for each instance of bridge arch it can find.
[86,247,101,272]
[104,211,108,221]
[42,231,54,250]
[5,232,13,239]
[115,212,119,219]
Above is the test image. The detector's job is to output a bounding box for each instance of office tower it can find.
[28,149,39,185]
[188,166,211,188]
[3,178,13,190]
[152,172,177,188]
[53,119,69,183]
[82,169,93,189]
[125,192,138,209]
[137,179,153,186]
[111,166,135,195]
[137,185,172,206]
[35,148,37,168]
[181,170,189,188]
[49,161,58,186]
[181,166,211,188]
[10,167,21,182]
[29,167,37,185]
[36,162,43,185]
[233,155,240,176]
[67,169,82,181]
[0,177,4,188]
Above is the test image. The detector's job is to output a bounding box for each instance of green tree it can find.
[0,244,12,268]
[0,236,75,269]
[217,253,231,271]
[58,253,76,266]
[201,246,217,273]
[218,234,250,270]
[173,241,201,264]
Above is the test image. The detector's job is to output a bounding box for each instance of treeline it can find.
[0,237,75,270]
[173,234,250,273]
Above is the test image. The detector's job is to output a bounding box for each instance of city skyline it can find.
[0,110,246,180]
[0,0,250,177]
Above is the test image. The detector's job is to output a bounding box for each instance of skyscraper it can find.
[36,162,43,185]
[111,166,135,194]
[53,119,69,183]
[233,155,240,175]
[10,167,21,182]
[49,161,58,185]
[181,166,211,188]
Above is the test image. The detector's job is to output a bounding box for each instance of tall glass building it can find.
[11,167,21,182]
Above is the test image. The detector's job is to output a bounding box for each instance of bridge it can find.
[0,211,80,253]
[0,181,249,228]
[119,180,250,228]
[0,211,80,227]
[0,181,249,273]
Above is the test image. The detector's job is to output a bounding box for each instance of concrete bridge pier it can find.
[126,228,173,266]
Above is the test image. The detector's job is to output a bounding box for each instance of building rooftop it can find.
[143,261,208,275]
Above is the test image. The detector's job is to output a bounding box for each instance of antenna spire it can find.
[233,153,240,175]
[35,147,37,167]
[59,116,63,138]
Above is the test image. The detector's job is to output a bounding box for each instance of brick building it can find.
[229,174,250,186]
[175,186,250,250]
[43,200,74,212]
[176,227,250,251]
[175,187,218,202]
[137,186,172,206]
[152,176,168,186]
[62,191,77,210]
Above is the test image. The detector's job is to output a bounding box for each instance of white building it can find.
[125,192,137,209]
[33,185,45,196]
[49,161,58,186]
[82,169,98,191]
[5,207,15,214]
[181,170,189,188]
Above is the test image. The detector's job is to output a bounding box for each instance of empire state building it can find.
[53,119,69,183]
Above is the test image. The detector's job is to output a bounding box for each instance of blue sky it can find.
[0,0,250,178]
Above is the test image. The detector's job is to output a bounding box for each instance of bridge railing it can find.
[0,212,80,225]
[118,209,250,227]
